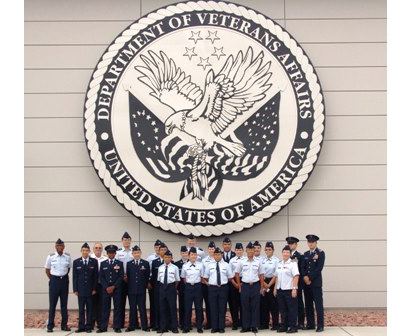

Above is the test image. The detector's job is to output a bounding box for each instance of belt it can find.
[242,280,259,286]
[51,274,68,280]
[210,283,228,287]
[186,282,201,286]
[278,288,292,291]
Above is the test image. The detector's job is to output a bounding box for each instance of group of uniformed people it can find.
[44,233,325,334]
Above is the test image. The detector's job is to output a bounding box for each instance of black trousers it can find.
[47,275,69,329]
[184,283,203,330]
[128,292,148,329]
[304,285,324,328]
[100,288,122,330]
[277,289,297,330]
[159,283,178,330]
[92,283,103,328]
[208,284,228,330]
[148,287,155,328]
[153,283,161,329]
[240,281,260,329]
[228,282,240,327]
[260,278,279,329]
[297,287,305,326]
[202,283,211,327]
[78,295,93,331]
[177,282,185,328]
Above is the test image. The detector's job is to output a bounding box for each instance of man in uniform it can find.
[90,242,107,330]
[201,241,216,329]
[150,242,168,331]
[187,234,205,262]
[260,241,280,330]
[253,241,263,262]
[228,242,244,330]
[301,235,325,333]
[116,232,133,329]
[97,244,124,333]
[286,236,305,329]
[73,242,98,333]
[235,242,264,333]
[203,247,234,333]
[44,238,72,333]
[181,247,204,333]
[146,239,162,330]
[125,245,150,332]
[221,237,237,329]
[273,245,299,333]
[157,250,180,333]
[175,246,189,330]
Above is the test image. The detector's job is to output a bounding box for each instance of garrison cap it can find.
[55,238,64,244]
[286,236,299,244]
[208,241,216,248]
[189,247,197,254]
[188,234,195,239]
[282,245,291,252]
[105,244,118,252]
[246,242,254,249]
[223,237,231,243]
[265,241,274,249]
[159,242,167,249]
[154,239,162,246]
[214,247,222,254]
[235,243,243,249]
[132,245,141,251]
[180,245,188,252]
[165,250,173,257]
[306,234,320,242]
[122,232,131,239]
[81,242,90,249]
[253,241,261,247]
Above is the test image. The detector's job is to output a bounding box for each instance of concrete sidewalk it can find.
[24,327,387,336]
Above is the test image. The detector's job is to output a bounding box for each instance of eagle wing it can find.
[134,50,204,112]
[206,46,272,135]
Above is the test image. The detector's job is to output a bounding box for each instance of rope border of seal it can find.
[83,0,325,237]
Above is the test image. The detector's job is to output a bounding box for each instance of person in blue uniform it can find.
[175,246,189,330]
[146,239,162,330]
[201,241,216,330]
[228,242,245,330]
[203,247,234,333]
[301,234,325,333]
[90,242,107,330]
[235,242,264,333]
[73,242,98,333]
[150,242,168,331]
[44,238,72,333]
[125,245,150,332]
[157,250,180,333]
[181,247,204,333]
[274,245,300,333]
[116,232,133,330]
[260,241,280,331]
[221,237,237,329]
[286,236,305,329]
[97,244,124,333]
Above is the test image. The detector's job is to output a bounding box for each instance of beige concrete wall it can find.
[24,0,387,309]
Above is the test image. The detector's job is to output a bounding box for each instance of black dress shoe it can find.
[156,330,164,334]
[240,328,250,333]
[125,327,134,332]
[46,329,53,333]
[96,330,107,333]
[142,328,150,332]
[219,330,225,333]
[114,329,122,333]
[277,328,287,333]
[286,329,298,334]
[172,329,179,333]
[86,330,92,334]
[252,328,258,333]
[316,327,324,332]
[211,329,217,333]
[272,326,279,330]
[76,329,85,333]
[62,326,72,331]
[183,329,190,333]
[197,328,203,333]
[306,325,316,330]
[232,326,238,330]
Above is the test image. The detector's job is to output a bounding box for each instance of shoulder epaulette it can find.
[49,252,55,256]
[64,252,70,256]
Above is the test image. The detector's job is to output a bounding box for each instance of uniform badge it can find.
[84,1,325,236]
[114,265,120,270]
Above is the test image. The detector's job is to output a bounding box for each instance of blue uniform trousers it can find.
[78,295,93,330]
[277,289,298,330]
[240,281,260,329]
[184,283,203,330]
[304,285,324,328]
[92,283,103,328]
[159,283,178,331]
[128,293,147,329]
[100,288,122,330]
[47,275,69,329]
[202,283,211,327]
[208,284,228,330]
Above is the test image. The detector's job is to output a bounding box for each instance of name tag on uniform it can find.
[77,266,82,269]
[103,267,108,270]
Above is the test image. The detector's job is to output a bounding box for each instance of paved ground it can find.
[24,327,387,336]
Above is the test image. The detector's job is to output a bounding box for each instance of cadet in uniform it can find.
[125,245,150,332]
[228,243,245,330]
[260,241,280,330]
[157,250,180,333]
[90,242,107,330]
[150,242,168,331]
[301,235,325,333]
[146,239,162,330]
[235,242,263,333]
[203,247,234,333]
[73,242,98,333]
[221,237,237,329]
[97,244,124,333]
[286,236,305,329]
[201,241,216,329]
[116,232,133,329]
[175,246,189,330]
[187,234,205,262]
[273,245,299,333]
[253,241,263,262]
[181,247,204,333]
[44,238,72,333]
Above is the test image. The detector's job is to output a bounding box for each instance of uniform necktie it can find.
[164,265,168,285]
[216,262,221,286]
[84,259,87,266]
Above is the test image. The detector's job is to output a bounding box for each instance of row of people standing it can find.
[44,233,325,333]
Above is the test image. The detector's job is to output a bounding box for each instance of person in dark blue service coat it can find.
[73,242,99,333]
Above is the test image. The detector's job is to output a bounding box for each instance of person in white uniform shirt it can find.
[90,242,107,330]
[273,245,300,333]
[260,241,280,330]
[181,247,204,333]
[228,242,245,330]
[157,250,180,333]
[235,242,264,333]
[201,241,216,329]
[253,241,262,261]
[186,233,205,262]
[203,247,234,333]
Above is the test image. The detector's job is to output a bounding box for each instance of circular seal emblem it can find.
[84,1,325,236]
